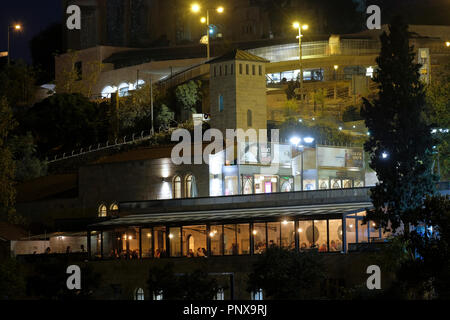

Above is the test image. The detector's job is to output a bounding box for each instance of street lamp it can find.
[7,23,22,66]
[333,65,339,100]
[192,3,224,59]
[446,41,450,47]
[293,21,309,103]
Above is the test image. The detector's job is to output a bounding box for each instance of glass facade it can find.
[90,213,389,260]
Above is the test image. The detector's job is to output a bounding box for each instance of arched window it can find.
[101,86,117,99]
[134,288,144,301]
[251,289,263,300]
[110,203,119,212]
[247,109,253,127]
[185,174,197,198]
[173,176,182,198]
[98,204,107,217]
[281,181,292,192]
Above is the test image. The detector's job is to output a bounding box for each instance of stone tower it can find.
[208,49,269,141]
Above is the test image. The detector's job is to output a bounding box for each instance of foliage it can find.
[147,262,219,300]
[426,63,450,180]
[283,99,298,117]
[0,98,17,223]
[247,247,325,299]
[175,80,202,113]
[0,258,26,300]
[285,80,298,100]
[313,89,326,115]
[24,93,109,155]
[156,104,176,131]
[0,62,37,109]
[9,132,48,182]
[361,17,436,234]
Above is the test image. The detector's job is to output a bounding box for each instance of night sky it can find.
[0,1,62,64]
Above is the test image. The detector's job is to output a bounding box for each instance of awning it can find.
[89,202,372,229]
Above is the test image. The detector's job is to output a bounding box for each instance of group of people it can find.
[187,247,207,258]
[109,249,140,259]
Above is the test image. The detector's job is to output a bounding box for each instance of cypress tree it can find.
[361,17,436,233]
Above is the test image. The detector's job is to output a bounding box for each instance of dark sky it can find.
[0,1,62,64]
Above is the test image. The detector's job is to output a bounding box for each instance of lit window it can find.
[219,95,224,112]
[215,288,225,300]
[98,204,107,217]
[246,64,249,75]
[247,109,253,127]
[259,65,262,76]
[185,174,197,198]
[252,65,255,75]
[101,86,117,99]
[134,288,144,301]
[153,291,163,300]
[239,64,243,74]
[251,289,263,300]
[173,176,182,198]
[118,82,131,97]
[110,203,119,213]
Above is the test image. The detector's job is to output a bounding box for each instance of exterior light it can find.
[303,137,315,144]
[147,233,151,238]
[169,234,174,239]
[282,220,288,225]
[446,41,450,47]
[334,65,339,70]
[123,235,127,240]
[128,235,133,240]
[302,25,309,30]
[338,126,343,131]
[209,232,215,237]
[15,24,22,30]
[382,152,388,159]
[298,119,303,122]
[252,230,257,235]
[367,132,370,136]
[191,3,201,12]
[312,117,315,121]
[349,224,353,228]
[372,223,376,227]
[352,125,356,129]
[298,228,303,233]
[200,17,206,23]
[217,6,224,13]
[293,22,300,29]
[290,137,301,146]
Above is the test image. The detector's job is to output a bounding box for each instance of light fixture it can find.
[312,117,315,121]
[191,3,200,12]
[293,22,300,29]
[200,17,206,23]
[147,233,152,238]
[252,230,257,235]
[209,28,214,34]
[298,228,303,233]
[382,152,388,159]
[338,126,343,131]
[169,234,174,239]
[352,125,356,129]
[446,41,450,47]
[298,119,303,122]
[349,224,353,228]
[367,132,370,136]
[303,137,315,144]
[123,235,127,240]
[209,232,215,237]
[14,24,22,30]
[334,65,339,70]
[282,220,288,225]
[302,24,309,30]
[128,235,133,240]
[217,6,224,13]
[290,136,301,146]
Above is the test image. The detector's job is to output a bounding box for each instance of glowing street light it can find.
[290,136,301,146]
[7,23,23,66]
[382,152,388,159]
[293,21,309,103]
[446,41,450,47]
[303,137,315,144]
[191,3,224,59]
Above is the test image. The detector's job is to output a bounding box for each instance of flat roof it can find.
[89,202,371,229]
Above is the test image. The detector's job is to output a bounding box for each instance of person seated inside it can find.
[201,248,207,257]
[187,249,194,258]
[319,243,328,252]
[330,240,338,251]
[197,247,205,257]
[154,249,161,258]
[300,242,307,251]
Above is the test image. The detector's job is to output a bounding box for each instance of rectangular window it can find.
[183,225,207,257]
[299,221,313,251]
[225,65,228,76]
[259,65,262,76]
[237,224,250,254]
[281,221,295,249]
[141,228,153,258]
[224,224,237,255]
[328,220,343,252]
[315,220,328,252]
[231,64,234,75]
[267,222,280,248]
[253,222,266,254]
[210,225,223,255]
[219,95,224,112]
[246,64,249,75]
[239,64,242,74]
[214,66,217,77]
[219,65,222,76]
[346,219,356,250]
[358,219,368,243]
[154,226,166,258]
[169,227,181,257]
[252,65,255,75]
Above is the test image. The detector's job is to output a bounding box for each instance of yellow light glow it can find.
[252,230,257,235]
[169,234,173,239]
[200,17,206,23]
[282,220,288,225]
[446,41,450,47]
[123,235,127,240]
[128,236,133,240]
[298,228,303,233]
[334,65,339,70]
[209,232,215,237]
[302,24,309,30]
[217,6,224,13]
[147,233,151,238]
[14,24,21,30]
[293,22,300,29]
[191,3,200,13]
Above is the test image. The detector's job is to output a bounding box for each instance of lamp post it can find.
[7,24,22,66]
[192,3,224,60]
[333,65,339,101]
[293,22,309,103]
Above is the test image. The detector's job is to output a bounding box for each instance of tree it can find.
[175,80,202,114]
[9,132,47,182]
[361,17,436,233]
[0,258,26,300]
[156,104,175,131]
[24,93,109,155]
[247,247,325,300]
[0,98,17,223]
